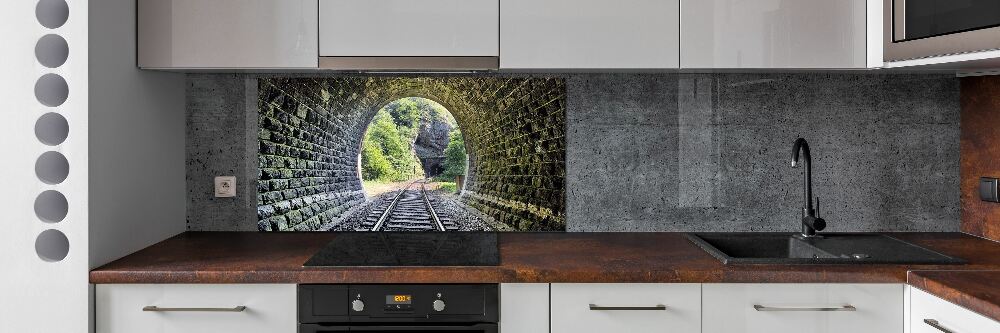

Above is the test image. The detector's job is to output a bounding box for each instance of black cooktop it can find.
[303,232,500,267]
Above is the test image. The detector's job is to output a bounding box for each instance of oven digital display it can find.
[386,295,412,304]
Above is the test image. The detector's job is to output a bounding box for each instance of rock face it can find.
[414,117,453,177]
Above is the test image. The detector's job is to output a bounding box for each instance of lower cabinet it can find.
[95,282,999,333]
[910,287,1000,333]
[702,284,903,333]
[96,284,297,333]
[500,283,549,333]
[550,283,701,333]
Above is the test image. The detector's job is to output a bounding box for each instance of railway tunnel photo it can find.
[256,77,567,232]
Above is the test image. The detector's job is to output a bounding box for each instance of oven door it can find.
[885,0,1000,61]
[300,323,498,333]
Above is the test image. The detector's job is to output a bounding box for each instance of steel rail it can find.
[420,181,446,231]
[370,181,414,231]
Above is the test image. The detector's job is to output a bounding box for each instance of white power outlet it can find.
[215,176,236,197]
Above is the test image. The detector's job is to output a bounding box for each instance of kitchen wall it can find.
[960,75,1000,242]
[187,73,961,232]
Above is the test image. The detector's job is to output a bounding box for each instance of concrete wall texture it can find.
[187,73,961,232]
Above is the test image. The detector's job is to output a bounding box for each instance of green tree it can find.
[360,97,463,183]
[360,111,423,181]
[360,138,397,181]
[440,130,467,180]
[385,98,422,141]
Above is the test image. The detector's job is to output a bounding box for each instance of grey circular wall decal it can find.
[34,73,69,107]
[35,112,69,146]
[35,34,69,68]
[34,190,68,223]
[35,229,70,262]
[36,0,69,29]
[35,151,70,185]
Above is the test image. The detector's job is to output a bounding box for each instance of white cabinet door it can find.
[501,284,549,333]
[910,287,1000,333]
[319,0,499,57]
[702,284,903,333]
[551,283,700,333]
[501,0,680,69]
[138,0,318,69]
[96,284,297,333]
[680,0,870,68]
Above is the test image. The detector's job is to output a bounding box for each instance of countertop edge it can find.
[907,270,1000,323]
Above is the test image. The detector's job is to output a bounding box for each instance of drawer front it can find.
[96,284,297,333]
[500,0,680,69]
[138,0,319,68]
[319,0,499,57]
[910,287,1000,333]
[500,284,549,333]
[703,284,903,333]
[551,283,700,333]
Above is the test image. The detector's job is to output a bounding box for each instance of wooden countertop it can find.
[908,270,1000,322]
[91,232,1000,284]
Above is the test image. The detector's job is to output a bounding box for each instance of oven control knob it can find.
[351,299,365,312]
[432,299,446,312]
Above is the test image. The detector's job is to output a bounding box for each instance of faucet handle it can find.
[815,196,820,218]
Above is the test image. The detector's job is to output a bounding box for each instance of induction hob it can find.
[303,232,500,267]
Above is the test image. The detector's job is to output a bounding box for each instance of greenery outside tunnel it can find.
[358,97,468,197]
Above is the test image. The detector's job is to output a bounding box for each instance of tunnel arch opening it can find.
[357,96,469,198]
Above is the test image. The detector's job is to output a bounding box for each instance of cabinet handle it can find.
[589,304,667,311]
[753,304,856,312]
[142,306,247,312]
[923,319,955,333]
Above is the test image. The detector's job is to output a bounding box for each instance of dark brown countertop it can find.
[91,232,1000,285]
[908,270,1000,322]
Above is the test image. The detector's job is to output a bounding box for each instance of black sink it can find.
[686,233,965,265]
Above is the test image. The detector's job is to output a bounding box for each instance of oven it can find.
[885,0,1000,61]
[299,284,499,333]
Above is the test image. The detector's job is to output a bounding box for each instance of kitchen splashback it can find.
[186,73,960,232]
[257,77,566,232]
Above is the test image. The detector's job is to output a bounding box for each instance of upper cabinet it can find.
[500,0,681,69]
[318,0,500,70]
[137,0,318,69]
[136,0,894,70]
[681,0,881,69]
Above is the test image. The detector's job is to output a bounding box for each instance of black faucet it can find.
[791,138,826,237]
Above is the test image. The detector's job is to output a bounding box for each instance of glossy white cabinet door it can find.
[910,287,1000,333]
[551,283,700,333]
[138,0,318,69]
[681,0,870,68]
[319,0,499,57]
[96,284,297,333]
[501,0,680,69]
[702,284,903,333]
[500,284,549,333]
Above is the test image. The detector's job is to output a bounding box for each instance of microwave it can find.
[884,0,1000,62]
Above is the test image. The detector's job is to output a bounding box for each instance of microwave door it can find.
[895,0,1000,42]
[885,0,1000,61]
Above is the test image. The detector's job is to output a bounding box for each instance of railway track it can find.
[360,180,457,231]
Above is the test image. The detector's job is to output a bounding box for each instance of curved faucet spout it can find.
[791,138,824,237]
[791,138,812,213]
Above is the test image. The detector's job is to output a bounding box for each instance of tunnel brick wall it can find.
[255,77,567,231]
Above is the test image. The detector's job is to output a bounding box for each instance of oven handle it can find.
[351,324,498,332]
[299,323,498,333]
